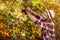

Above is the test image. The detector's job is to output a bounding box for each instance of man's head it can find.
[41,9,55,21]
[48,10,55,19]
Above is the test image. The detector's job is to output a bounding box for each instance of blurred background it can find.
[0,0,60,40]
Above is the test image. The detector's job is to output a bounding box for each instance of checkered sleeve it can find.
[34,18,55,31]
[35,20,55,39]
[34,15,55,30]
[34,17,46,28]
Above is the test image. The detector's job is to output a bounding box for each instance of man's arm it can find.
[25,9,46,29]
[26,10,37,22]
[25,6,41,19]
[25,8,55,32]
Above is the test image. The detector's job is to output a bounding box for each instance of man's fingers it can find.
[25,6,31,10]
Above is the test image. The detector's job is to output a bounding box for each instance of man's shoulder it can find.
[45,22,54,26]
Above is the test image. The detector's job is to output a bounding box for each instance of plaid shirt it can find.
[34,15,55,40]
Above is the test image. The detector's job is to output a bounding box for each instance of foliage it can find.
[0,0,60,40]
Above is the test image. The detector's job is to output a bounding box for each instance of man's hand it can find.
[25,6,31,11]
[25,6,39,17]
[21,6,31,14]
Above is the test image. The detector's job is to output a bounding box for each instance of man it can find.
[24,6,55,40]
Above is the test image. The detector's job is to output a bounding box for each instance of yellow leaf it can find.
[0,22,3,28]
